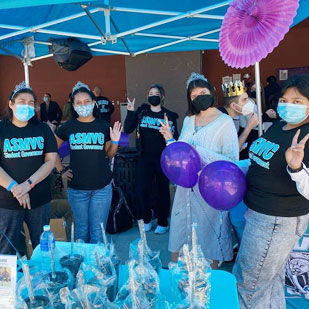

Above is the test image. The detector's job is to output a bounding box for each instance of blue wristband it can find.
[112,141,119,144]
[166,138,175,143]
[7,180,17,192]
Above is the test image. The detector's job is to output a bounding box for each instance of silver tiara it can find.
[186,72,208,89]
[72,81,90,93]
[12,81,32,98]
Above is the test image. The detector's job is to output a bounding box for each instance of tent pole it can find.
[254,62,263,137]
[23,41,30,86]
[23,60,30,86]
[81,5,106,40]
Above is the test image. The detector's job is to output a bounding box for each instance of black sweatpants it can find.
[135,154,170,227]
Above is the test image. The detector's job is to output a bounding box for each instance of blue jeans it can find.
[229,200,247,245]
[67,184,112,243]
[233,209,309,309]
[0,203,51,255]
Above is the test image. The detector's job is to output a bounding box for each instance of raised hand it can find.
[265,109,277,119]
[286,129,309,170]
[127,97,135,111]
[247,113,259,130]
[110,121,122,142]
[159,113,173,141]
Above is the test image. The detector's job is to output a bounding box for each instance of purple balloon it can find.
[160,142,201,188]
[198,160,247,211]
[119,132,130,147]
[58,141,70,159]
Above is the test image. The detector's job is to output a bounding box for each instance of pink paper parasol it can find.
[219,0,300,68]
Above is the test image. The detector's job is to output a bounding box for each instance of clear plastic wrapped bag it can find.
[114,260,152,309]
[97,222,121,270]
[115,239,161,308]
[87,290,120,308]
[129,220,162,272]
[168,226,211,308]
[78,259,117,302]
[16,261,52,309]
[59,270,103,308]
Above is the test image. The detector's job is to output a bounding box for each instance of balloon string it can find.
[192,189,225,261]
[219,212,223,239]
[186,189,192,245]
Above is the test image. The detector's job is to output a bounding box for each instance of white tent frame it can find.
[0,0,265,135]
[0,1,231,57]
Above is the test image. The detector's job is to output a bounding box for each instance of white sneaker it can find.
[154,225,168,234]
[144,222,152,232]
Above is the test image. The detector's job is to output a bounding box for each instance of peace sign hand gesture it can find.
[286,129,309,170]
[159,113,173,141]
[127,97,135,111]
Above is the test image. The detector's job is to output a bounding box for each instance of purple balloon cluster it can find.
[160,142,247,211]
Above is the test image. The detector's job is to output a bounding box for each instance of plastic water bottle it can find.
[40,225,55,270]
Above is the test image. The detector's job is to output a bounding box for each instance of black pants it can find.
[135,154,170,227]
[0,203,50,255]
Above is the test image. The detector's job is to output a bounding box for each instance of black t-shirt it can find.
[56,118,112,190]
[0,121,57,210]
[128,109,177,156]
[93,96,114,123]
[245,121,309,217]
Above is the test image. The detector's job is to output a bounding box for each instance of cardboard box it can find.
[23,223,33,258]
[50,218,67,242]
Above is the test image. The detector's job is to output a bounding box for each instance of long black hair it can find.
[186,78,217,116]
[2,88,38,124]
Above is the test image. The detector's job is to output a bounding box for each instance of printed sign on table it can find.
[0,255,17,309]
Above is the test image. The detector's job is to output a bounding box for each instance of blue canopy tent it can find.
[0,0,308,132]
[0,0,308,60]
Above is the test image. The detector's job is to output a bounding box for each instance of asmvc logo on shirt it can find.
[140,116,174,131]
[97,100,109,113]
[3,137,44,158]
[249,137,280,169]
[69,132,105,150]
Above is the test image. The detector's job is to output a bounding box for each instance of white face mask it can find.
[237,99,255,116]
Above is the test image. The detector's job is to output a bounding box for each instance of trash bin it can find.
[113,148,138,217]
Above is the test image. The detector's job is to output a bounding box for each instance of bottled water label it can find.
[40,239,55,251]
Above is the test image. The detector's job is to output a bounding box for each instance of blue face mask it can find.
[14,104,35,122]
[43,96,49,103]
[277,103,308,124]
[74,103,95,117]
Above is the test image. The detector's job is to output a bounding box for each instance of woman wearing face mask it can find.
[233,75,309,309]
[160,73,239,267]
[55,81,122,243]
[124,84,179,234]
[0,82,57,254]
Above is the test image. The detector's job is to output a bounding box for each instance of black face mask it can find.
[251,91,256,99]
[148,95,161,106]
[192,95,213,112]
